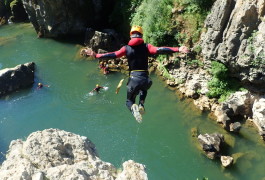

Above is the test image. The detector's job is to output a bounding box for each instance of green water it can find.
[1,23,265,180]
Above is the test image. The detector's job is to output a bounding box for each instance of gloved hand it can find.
[179,46,189,53]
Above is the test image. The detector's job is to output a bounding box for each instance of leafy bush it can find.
[187,59,203,67]
[207,61,243,102]
[180,0,215,11]
[131,0,175,46]
[209,61,227,79]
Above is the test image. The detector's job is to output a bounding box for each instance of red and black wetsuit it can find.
[95,38,179,65]
[96,37,180,111]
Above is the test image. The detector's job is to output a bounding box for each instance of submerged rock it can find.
[198,133,224,159]
[0,128,148,180]
[0,62,35,97]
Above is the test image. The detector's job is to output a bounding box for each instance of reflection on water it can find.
[0,24,265,180]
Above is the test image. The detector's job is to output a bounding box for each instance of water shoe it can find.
[139,103,145,115]
[131,104,142,123]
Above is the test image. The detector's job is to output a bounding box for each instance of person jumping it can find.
[85,25,189,123]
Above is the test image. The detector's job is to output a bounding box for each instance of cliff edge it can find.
[0,129,148,180]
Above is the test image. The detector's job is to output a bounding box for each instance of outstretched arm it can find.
[85,47,126,59]
[90,88,96,93]
[147,44,189,55]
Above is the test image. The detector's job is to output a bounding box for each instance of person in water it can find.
[85,25,189,122]
[90,84,105,94]
[99,61,110,75]
[37,83,50,89]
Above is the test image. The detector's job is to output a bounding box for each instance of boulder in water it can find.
[0,62,35,97]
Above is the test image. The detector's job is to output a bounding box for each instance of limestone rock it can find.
[214,91,256,130]
[229,122,241,132]
[0,62,35,96]
[84,28,124,52]
[116,160,148,180]
[252,97,265,140]
[0,129,148,180]
[200,0,265,93]
[198,133,224,159]
[221,156,233,167]
[193,96,213,111]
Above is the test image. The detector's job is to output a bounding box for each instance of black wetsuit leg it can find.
[126,72,152,111]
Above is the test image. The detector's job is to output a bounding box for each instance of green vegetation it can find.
[0,0,20,18]
[187,59,203,67]
[158,63,174,80]
[131,0,174,46]
[206,61,245,102]
[9,0,18,9]
[130,0,215,46]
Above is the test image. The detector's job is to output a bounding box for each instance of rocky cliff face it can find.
[21,0,115,37]
[21,0,93,37]
[0,129,148,180]
[200,0,265,93]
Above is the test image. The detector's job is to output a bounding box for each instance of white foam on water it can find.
[89,92,94,96]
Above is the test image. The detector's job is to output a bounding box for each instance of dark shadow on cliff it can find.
[51,32,87,46]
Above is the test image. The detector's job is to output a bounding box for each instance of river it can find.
[0,23,265,180]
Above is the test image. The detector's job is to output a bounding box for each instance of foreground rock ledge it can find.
[0,129,148,180]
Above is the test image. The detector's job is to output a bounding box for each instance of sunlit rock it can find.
[214,91,256,130]
[198,133,224,159]
[221,156,233,167]
[116,160,148,180]
[0,129,148,180]
[252,98,265,140]
[229,122,241,132]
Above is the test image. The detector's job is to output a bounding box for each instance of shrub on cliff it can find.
[207,61,244,102]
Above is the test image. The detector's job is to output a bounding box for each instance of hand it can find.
[179,46,189,53]
[85,48,96,58]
